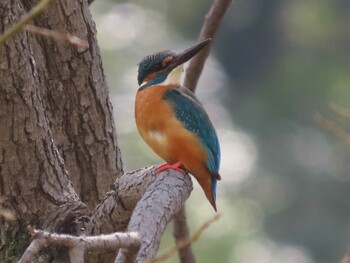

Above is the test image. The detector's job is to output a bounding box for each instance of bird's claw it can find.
[156,162,186,174]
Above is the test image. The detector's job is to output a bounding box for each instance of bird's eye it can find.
[161,61,168,67]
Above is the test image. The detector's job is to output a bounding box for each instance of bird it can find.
[135,39,221,211]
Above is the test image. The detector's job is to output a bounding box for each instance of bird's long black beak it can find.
[168,38,211,70]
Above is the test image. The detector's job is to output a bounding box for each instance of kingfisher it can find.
[135,39,221,211]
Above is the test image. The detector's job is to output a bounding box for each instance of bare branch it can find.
[173,208,196,263]
[115,170,193,263]
[329,101,350,119]
[0,0,52,45]
[18,228,140,263]
[340,250,350,263]
[19,238,47,263]
[25,25,89,48]
[314,112,350,146]
[184,0,232,92]
[149,214,221,263]
[69,245,85,263]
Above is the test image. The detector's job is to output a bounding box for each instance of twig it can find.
[329,101,350,119]
[339,249,350,263]
[314,112,350,146]
[184,0,232,92]
[25,24,89,48]
[0,0,52,45]
[148,214,221,263]
[173,208,196,263]
[18,227,140,263]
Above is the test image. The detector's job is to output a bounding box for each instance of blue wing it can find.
[163,88,221,179]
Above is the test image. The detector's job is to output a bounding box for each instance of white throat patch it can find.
[159,65,184,86]
[139,65,184,88]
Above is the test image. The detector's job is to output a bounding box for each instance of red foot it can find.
[156,162,186,174]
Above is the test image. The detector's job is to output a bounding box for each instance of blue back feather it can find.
[164,88,220,200]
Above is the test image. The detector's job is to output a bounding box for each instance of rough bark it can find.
[25,0,123,207]
[87,167,159,236]
[115,170,192,263]
[0,0,121,261]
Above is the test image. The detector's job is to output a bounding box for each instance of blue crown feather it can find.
[138,50,176,85]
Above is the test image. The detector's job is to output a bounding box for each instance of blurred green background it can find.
[91,0,350,262]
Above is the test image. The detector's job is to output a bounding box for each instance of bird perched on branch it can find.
[135,39,221,211]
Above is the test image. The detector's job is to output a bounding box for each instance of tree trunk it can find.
[0,0,122,261]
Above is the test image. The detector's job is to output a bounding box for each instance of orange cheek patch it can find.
[145,72,157,83]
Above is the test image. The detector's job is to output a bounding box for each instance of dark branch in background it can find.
[174,0,232,262]
[172,209,197,263]
[151,214,220,263]
[184,0,233,93]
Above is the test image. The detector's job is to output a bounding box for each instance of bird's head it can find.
[137,38,211,89]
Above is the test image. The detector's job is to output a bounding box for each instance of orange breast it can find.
[135,85,209,177]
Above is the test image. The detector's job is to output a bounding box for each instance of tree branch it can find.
[0,0,51,45]
[19,167,193,262]
[173,208,196,263]
[18,227,140,263]
[24,24,89,48]
[150,214,221,263]
[184,0,232,92]
[314,112,350,146]
[86,166,162,235]
[340,249,350,263]
[115,170,193,262]
[329,101,350,119]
